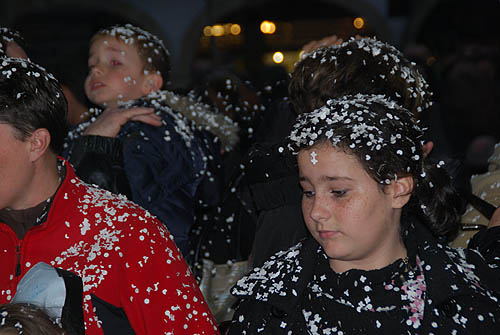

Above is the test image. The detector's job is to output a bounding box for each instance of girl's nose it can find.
[309,196,330,222]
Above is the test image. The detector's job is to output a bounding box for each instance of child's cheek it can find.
[121,74,138,87]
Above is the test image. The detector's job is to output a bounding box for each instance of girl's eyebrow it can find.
[299,175,353,182]
[323,176,352,182]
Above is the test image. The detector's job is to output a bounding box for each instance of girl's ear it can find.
[29,128,51,162]
[142,73,163,94]
[390,175,414,209]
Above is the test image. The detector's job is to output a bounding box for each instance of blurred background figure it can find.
[0,27,28,58]
[0,303,68,335]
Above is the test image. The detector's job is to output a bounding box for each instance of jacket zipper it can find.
[15,244,21,277]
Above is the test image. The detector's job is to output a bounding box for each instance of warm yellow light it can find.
[212,24,225,37]
[353,17,365,29]
[230,24,241,35]
[272,51,284,64]
[260,20,276,34]
[203,26,212,36]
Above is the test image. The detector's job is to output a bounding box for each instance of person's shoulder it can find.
[232,241,308,299]
[424,239,499,295]
[73,178,158,222]
[81,181,176,242]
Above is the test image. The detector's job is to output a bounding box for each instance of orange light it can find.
[353,17,365,30]
[260,20,276,34]
[230,24,241,35]
[203,26,212,36]
[212,24,225,37]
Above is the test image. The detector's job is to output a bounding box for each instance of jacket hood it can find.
[66,91,240,153]
[139,90,239,152]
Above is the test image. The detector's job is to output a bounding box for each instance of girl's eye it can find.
[303,190,315,198]
[331,190,346,197]
[111,60,120,66]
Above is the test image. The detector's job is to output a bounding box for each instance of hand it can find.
[83,107,162,138]
[488,205,500,229]
[422,141,434,158]
[301,34,366,55]
[301,35,344,54]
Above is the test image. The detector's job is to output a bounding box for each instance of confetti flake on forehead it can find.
[289,93,425,183]
[98,23,170,57]
[310,151,318,165]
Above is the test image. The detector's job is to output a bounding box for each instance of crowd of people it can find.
[0,20,499,335]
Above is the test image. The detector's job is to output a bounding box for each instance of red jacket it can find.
[0,160,219,335]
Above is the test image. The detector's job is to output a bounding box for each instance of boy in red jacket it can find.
[0,57,219,334]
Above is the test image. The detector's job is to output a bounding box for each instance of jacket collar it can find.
[233,221,498,311]
[129,90,239,152]
[65,91,240,153]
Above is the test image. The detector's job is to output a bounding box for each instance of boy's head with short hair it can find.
[0,57,67,154]
[85,23,170,108]
[289,37,432,117]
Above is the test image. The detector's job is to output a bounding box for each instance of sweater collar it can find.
[0,160,66,239]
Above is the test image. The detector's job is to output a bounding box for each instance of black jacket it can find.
[229,222,500,334]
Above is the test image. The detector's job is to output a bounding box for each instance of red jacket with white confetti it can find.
[0,160,219,335]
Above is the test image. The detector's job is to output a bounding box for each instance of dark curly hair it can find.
[288,94,461,242]
[289,37,432,118]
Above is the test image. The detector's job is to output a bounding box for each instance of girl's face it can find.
[84,36,150,108]
[298,143,407,273]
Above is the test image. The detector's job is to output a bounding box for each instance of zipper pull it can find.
[15,245,21,277]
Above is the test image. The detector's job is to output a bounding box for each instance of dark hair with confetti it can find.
[0,58,68,154]
[288,94,461,242]
[92,23,170,89]
[0,27,26,57]
[0,303,67,335]
[289,37,432,118]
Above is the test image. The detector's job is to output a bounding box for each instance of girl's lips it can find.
[318,230,339,239]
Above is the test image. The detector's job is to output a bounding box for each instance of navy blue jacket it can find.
[63,90,238,255]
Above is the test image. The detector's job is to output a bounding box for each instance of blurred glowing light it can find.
[230,24,241,35]
[203,26,212,36]
[353,17,365,29]
[426,56,437,66]
[260,20,276,34]
[212,24,225,37]
[273,51,284,63]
